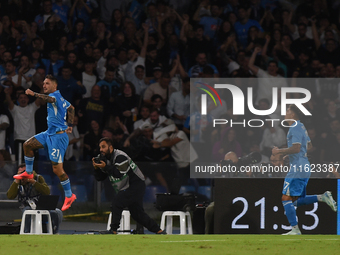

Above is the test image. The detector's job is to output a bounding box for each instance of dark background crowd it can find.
[1,0,340,195]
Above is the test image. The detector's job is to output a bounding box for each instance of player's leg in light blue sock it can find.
[282,200,298,226]
[293,195,318,207]
[24,156,34,174]
[60,179,72,198]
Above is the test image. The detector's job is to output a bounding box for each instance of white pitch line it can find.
[160,240,225,243]
[258,239,340,241]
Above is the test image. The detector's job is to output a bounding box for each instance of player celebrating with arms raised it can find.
[272,105,337,235]
[13,75,77,211]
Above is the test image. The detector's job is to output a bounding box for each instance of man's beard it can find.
[102,150,111,159]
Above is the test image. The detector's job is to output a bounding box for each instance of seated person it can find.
[205,151,238,234]
[6,164,63,234]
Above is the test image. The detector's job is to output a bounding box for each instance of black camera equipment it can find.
[220,151,262,167]
[94,154,106,164]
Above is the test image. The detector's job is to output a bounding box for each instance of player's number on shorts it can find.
[51,148,60,158]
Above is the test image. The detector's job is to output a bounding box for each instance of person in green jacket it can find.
[7,164,63,234]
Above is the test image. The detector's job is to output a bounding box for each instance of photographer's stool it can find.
[20,210,53,235]
[160,211,193,235]
[107,210,131,234]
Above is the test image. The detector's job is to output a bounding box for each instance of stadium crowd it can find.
[0,0,340,193]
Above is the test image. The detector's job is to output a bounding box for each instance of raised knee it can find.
[23,141,30,150]
[282,195,291,201]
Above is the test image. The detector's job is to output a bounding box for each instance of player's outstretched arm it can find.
[272,144,301,156]
[26,89,56,103]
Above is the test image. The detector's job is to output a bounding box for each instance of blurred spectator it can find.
[124,23,149,83]
[69,0,98,31]
[134,105,150,130]
[307,126,322,164]
[0,150,15,199]
[212,128,242,161]
[5,87,42,162]
[248,47,287,104]
[143,72,176,106]
[97,67,121,104]
[34,0,54,31]
[83,120,101,161]
[152,119,198,183]
[1,61,21,88]
[320,119,340,162]
[81,57,98,98]
[260,118,286,157]
[188,52,219,78]
[52,0,70,25]
[151,94,167,117]
[56,65,86,105]
[112,128,128,150]
[291,23,315,57]
[69,19,88,51]
[65,115,81,161]
[17,55,36,89]
[234,5,264,49]
[167,77,190,127]
[145,45,162,78]
[115,81,141,133]
[194,2,222,40]
[0,108,10,150]
[104,53,125,84]
[125,65,148,95]
[42,50,64,77]
[77,84,107,134]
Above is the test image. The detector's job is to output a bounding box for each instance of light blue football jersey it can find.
[46,90,71,135]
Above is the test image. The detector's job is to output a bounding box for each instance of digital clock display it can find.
[214,179,339,234]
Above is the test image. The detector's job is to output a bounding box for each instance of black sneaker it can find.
[99,229,117,234]
[156,230,167,235]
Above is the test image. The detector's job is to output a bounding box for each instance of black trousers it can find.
[110,181,160,233]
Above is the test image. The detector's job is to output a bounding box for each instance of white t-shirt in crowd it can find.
[255,69,287,105]
[82,72,97,98]
[10,103,39,140]
[0,114,10,150]
[169,130,198,168]
[134,119,148,130]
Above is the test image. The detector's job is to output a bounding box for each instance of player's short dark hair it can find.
[45,75,57,84]
[289,104,304,120]
[99,137,113,147]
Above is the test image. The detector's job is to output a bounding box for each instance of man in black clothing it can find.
[291,23,315,58]
[92,137,166,234]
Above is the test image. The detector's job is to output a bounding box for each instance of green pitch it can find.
[1,235,340,255]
